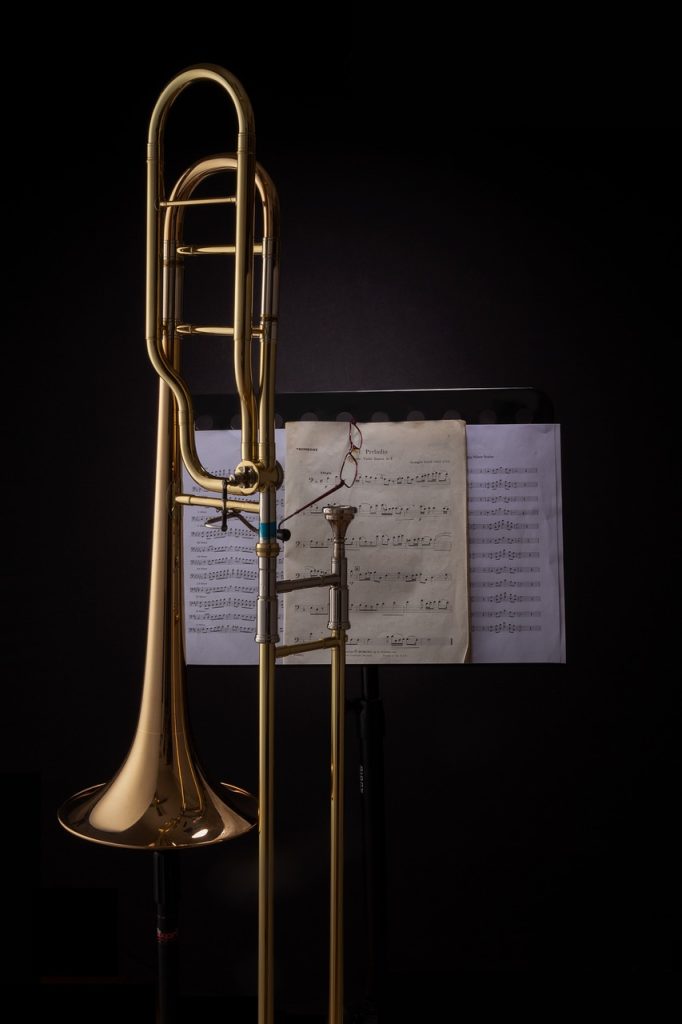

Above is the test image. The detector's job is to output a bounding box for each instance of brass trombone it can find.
[59,64,355,1024]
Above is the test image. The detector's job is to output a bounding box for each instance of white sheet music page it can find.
[182,429,285,665]
[282,420,470,664]
[466,423,565,663]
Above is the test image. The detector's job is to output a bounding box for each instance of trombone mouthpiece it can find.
[323,505,357,541]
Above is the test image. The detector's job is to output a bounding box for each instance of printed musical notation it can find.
[290,632,456,649]
[469,549,541,561]
[182,429,286,665]
[292,597,451,616]
[466,424,564,661]
[306,470,451,488]
[181,423,565,666]
[283,420,470,664]
[355,501,451,519]
[299,531,454,550]
[349,568,452,584]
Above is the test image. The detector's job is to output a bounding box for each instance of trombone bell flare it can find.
[58,780,255,851]
[58,378,257,850]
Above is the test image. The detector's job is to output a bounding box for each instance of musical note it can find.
[471,622,543,634]
[469,480,539,491]
[187,596,256,610]
[470,580,541,589]
[291,598,451,617]
[357,470,450,487]
[296,531,451,551]
[469,521,541,531]
[292,602,328,616]
[468,466,539,475]
[469,548,541,559]
[188,610,254,623]
[466,424,565,662]
[355,501,451,520]
[473,610,542,618]
[348,568,452,584]
[187,623,254,635]
[470,565,540,576]
[468,495,539,504]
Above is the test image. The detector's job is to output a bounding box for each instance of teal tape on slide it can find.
[259,522,277,540]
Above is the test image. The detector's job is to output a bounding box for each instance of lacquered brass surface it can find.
[59,782,256,850]
[329,628,345,1024]
[58,367,257,850]
[276,504,356,1024]
[60,63,356,1024]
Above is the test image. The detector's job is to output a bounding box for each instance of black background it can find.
[9,14,677,1019]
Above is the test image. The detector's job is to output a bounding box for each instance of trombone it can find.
[58,64,355,1024]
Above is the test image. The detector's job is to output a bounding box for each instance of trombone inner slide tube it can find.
[276,504,357,1024]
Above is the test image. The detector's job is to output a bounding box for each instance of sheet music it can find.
[182,430,285,665]
[282,420,470,664]
[466,424,565,663]
[181,422,565,666]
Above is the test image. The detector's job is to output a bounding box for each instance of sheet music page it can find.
[282,420,470,664]
[181,422,564,666]
[181,429,285,665]
[466,423,565,663]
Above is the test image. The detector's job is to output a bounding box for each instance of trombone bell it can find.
[59,779,255,851]
[58,379,257,850]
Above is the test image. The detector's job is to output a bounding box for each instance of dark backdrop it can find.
[10,16,677,1020]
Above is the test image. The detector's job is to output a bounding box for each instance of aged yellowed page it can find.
[282,420,470,664]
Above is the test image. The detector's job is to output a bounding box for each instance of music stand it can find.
[195,386,553,1021]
